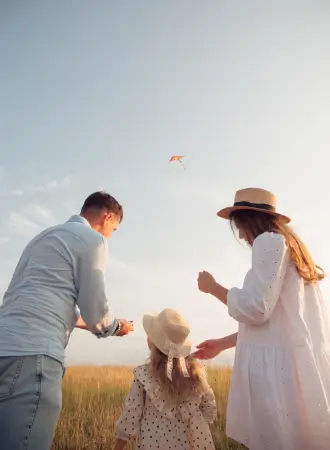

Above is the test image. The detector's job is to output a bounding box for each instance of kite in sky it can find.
[169,155,186,170]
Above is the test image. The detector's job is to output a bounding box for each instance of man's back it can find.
[0,215,107,364]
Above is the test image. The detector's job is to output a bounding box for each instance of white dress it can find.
[115,364,217,450]
[226,232,330,450]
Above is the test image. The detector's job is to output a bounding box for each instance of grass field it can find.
[52,365,245,450]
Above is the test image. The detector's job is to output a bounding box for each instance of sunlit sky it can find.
[1,1,330,366]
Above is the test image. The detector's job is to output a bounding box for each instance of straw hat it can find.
[217,188,290,223]
[143,308,191,380]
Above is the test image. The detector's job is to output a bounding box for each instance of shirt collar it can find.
[67,215,91,227]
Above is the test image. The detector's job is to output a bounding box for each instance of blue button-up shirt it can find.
[0,215,118,364]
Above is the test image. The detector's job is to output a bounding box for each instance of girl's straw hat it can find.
[217,187,291,223]
[143,308,191,380]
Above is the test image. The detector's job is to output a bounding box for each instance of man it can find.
[0,191,134,450]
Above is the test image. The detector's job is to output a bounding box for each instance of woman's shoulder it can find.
[253,232,286,251]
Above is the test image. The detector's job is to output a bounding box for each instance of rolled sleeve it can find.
[227,232,289,325]
[76,236,117,337]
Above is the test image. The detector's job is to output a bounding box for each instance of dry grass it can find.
[52,365,245,450]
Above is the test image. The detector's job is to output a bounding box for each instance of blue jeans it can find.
[0,355,63,450]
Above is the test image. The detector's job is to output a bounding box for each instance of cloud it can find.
[11,189,24,196]
[0,237,9,245]
[8,213,43,235]
[1,175,72,197]
[24,175,72,194]
[7,204,56,236]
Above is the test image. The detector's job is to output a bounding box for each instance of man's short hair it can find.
[81,191,123,222]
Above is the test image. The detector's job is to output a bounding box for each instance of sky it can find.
[1,0,330,366]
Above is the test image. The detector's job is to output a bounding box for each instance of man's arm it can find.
[75,237,118,338]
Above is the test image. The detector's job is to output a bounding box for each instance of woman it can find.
[193,187,330,450]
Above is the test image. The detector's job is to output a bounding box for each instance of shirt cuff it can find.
[94,318,119,339]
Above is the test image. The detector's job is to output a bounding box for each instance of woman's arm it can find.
[198,233,289,325]
[226,233,289,325]
[210,282,228,305]
[198,271,228,305]
[192,332,237,360]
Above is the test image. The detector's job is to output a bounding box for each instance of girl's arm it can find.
[200,388,217,423]
[114,369,145,448]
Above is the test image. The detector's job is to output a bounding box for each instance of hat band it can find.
[234,201,276,212]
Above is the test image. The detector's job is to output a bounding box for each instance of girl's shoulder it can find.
[133,363,150,383]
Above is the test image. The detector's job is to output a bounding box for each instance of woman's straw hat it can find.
[217,188,291,223]
[143,308,191,380]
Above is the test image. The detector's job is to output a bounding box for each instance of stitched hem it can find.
[23,355,42,448]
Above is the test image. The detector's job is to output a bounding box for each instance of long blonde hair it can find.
[230,210,325,283]
[148,344,207,405]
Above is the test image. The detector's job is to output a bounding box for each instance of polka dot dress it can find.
[115,365,217,449]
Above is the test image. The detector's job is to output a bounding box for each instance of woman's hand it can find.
[198,271,228,304]
[198,271,217,294]
[192,334,238,360]
[191,339,224,359]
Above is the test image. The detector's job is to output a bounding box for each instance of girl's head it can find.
[217,187,325,284]
[143,309,207,403]
[147,341,206,403]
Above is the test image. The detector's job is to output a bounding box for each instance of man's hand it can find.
[115,319,134,336]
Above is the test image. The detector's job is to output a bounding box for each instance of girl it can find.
[195,187,330,450]
[114,308,217,450]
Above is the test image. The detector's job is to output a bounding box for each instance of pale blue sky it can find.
[1,1,330,366]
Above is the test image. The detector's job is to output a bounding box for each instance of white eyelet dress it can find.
[115,364,217,450]
[225,232,330,450]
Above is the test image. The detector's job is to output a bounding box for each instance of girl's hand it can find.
[197,271,217,293]
[191,338,228,360]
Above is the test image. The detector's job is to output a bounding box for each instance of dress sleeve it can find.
[115,369,145,441]
[227,232,290,325]
[199,387,217,423]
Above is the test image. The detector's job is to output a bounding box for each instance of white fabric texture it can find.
[115,364,217,449]
[226,232,330,450]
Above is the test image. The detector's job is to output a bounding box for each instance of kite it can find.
[169,155,186,170]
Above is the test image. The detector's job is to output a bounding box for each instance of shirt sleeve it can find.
[227,232,290,325]
[115,370,145,441]
[75,236,118,337]
[199,387,217,423]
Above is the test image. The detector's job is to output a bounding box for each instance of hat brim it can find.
[142,314,191,358]
[217,206,291,224]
